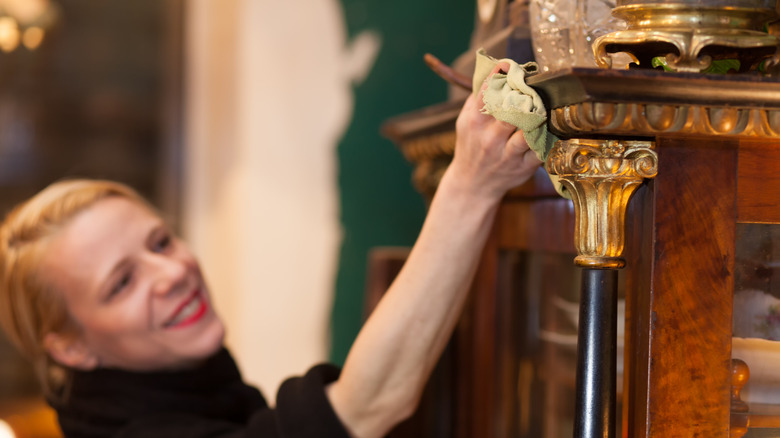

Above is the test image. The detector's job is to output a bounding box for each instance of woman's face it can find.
[41,196,225,371]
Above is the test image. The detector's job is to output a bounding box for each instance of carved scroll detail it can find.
[546,139,658,268]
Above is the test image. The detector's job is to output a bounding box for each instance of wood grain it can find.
[456,229,500,438]
[496,198,576,252]
[623,181,653,438]
[737,139,780,223]
[625,137,737,437]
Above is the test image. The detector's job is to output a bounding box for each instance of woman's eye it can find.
[109,272,132,298]
[153,234,171,253]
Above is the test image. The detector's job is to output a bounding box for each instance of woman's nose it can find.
[148,253,188,296]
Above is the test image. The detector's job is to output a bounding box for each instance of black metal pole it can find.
[573,268,618,438]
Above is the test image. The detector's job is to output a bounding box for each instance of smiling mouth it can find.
[164,291,208,329]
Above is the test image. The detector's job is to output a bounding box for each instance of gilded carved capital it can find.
[546,139,658,268]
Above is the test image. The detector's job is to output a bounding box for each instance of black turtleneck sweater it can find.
[48,348,351,438]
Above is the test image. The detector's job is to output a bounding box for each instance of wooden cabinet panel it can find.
[626,137,737,437]
[738,140,780,224]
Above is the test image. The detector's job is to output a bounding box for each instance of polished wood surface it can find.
[747,404,780,428]
[456,229,501,438]
[737,140,780,224]
[625,137,737,437]
[496,198,576,252]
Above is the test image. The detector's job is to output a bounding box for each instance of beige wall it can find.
[183,0,378,400]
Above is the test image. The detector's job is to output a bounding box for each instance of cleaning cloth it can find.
[472,48,566,197]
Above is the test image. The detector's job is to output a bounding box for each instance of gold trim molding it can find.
[550,102,780,138]
[546,139,658,268]
[400,131,456,162]
[399,131,457,201]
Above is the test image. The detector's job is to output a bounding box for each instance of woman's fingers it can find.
[475,62,517,138]
[478,62,510,101]
[462,65,541,164]
[496,119,517,134]
[507,130,543,164]
[506,129,528,152]
[482,113,517,143]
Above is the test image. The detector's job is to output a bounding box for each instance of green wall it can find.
[331,0,475,364]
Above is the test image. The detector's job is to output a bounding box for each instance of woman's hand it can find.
[447,64,543,201]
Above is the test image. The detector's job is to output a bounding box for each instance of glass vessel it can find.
[529,0,624,72]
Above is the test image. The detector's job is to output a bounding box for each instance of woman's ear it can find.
[44,332,99,370]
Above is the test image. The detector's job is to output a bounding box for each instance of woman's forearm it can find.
[326,170,502,438]
[326,90,542,438]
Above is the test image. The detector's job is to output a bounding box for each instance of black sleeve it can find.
[118,364,351,438]
[247,364,351,438]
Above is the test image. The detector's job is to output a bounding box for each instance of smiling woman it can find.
[0,180,153,393]
[0,179,351,437]
[0,75,544,436]
[39,195,225,373]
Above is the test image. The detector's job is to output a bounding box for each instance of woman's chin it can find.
[199,318,227,356]
[179,315,226,364]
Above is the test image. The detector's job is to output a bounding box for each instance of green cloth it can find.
[471,48,566,197]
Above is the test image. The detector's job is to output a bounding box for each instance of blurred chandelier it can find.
[0,0,58,52]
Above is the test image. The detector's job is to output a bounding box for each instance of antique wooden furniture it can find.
[382,60,780,438]
[533,67,780,438]
[379,0,780,434]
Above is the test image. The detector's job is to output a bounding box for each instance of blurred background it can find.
[0,0,474,436]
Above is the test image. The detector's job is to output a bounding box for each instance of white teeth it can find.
[167,297,200,327]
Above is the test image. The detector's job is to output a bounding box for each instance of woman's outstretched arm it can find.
[326,74,542,438]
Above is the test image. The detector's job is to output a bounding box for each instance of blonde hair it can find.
[0,179,149,397]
